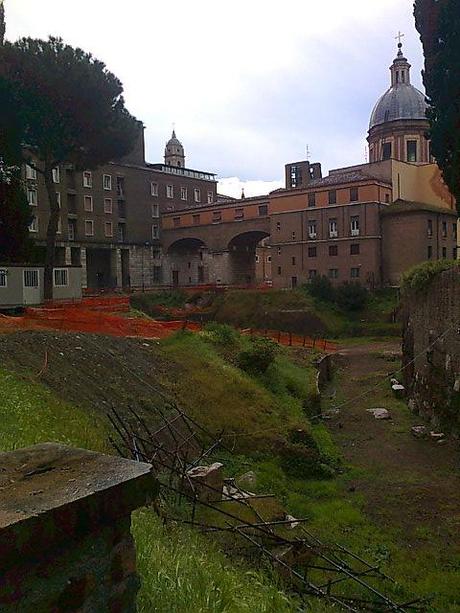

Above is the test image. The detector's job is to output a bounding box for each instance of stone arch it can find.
[227,230,270,286]
[165,238,209,286]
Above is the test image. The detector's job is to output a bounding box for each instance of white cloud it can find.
[7,0,425,182]
[218,177,283,199]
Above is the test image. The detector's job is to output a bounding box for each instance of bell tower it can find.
[164,129,185,168]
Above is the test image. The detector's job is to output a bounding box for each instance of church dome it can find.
[166,130,183,148]
[368,42,428,131]
[369,84,428,130]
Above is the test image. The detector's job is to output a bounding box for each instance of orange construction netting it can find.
[0,296,337,350]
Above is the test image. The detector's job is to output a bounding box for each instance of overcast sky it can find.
[7,0,425,196]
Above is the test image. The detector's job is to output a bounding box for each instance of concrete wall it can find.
[402,266,460,432]
[0,443,157,612]
[391,161,456,209]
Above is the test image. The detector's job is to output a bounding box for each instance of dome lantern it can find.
[367,40,431,165]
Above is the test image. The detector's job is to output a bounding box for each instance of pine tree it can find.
[414,0,460,211]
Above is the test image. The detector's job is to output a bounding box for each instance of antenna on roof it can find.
[306,144,310,161]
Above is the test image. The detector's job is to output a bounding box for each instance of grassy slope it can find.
[133,287,400,338]
[0,350,302,612]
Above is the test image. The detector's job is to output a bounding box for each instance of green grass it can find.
[0,368,110,453]
[133,509,300,613]
[159,331,318,455]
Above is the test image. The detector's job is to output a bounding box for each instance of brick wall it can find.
[402,267,460,431]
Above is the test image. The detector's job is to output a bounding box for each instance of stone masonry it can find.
[402,266,460,432]
[0,443,158,612]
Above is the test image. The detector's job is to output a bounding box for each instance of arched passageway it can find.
[166,238,209,286]
[228,231,270,285]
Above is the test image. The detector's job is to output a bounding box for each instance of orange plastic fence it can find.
[0,296,337,351]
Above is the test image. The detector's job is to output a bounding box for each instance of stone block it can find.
[185,462,224,502]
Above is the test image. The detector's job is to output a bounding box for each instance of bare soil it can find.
[0,331,180,429]
[326,341,460,546]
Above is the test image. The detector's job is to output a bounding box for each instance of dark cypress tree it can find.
[414,0,460,211]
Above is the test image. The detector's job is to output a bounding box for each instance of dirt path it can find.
[325,340,460,547]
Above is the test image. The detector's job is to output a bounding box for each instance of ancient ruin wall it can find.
[402,267,460,431]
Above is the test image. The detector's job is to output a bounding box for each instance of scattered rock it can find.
[237,471,257,490]
[142,343,150,347]
[272,543,316,579]
[411,425,427,439]
[75,346,83,351]
[392,384,405,399]
[185,462,223,503]
[430,431,445,441]
[437,439,447,446]
[285,514,301,529]
[366,408,391,420]
[454,378,460,393]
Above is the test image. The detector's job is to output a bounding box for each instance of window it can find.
[308,246,317,257]
[103,174,112,191]
[118,201,126,218]
[104,198,113,214]
[255,255,260,263]
[173,217,181,227]
[0,269,7,287]
[56,215,62,234]
[329,218,338,238]
[85,220,94,236]
[117,176,125,198]
[235,208,244,220]
[276,221,281,232]
[151,182,158,197]
[350,244,360,255]
[382,142,392,160]
[351,267,360,278]
[56,192,61,208]
[277,266,282,275]
[442,221,447,238]
[104,221,113,237]
[291,257,296,266]
[117,223,126,242]
[152,224,159,239]
[212,211,222,223]
[350,216,360,236]
[166,185,174,199]
[328,190,337,205]
[427,219,433,237]
[25,164,37,180]
[267,256,272,263]
[83,171,92,188]
[329,245,338,256]
[52,167,60,184]
[54,268,68,287]
[84,195,93,212]
[407,140,417,163]
[292,231,296,240]
[350,187,359,202]
[194,188,201,203]
[207,191,214,204]
[150,203,159,218]
[453,247,458,260]
[68,219,76,241]
[328,269,339,279]
[308,220,317,239]
[192,214,201,225]
[24,269,39,288]
[385,193,390,203]
[27,188,38,206]
[442,247,447,259]
[308,192,316,208]
[181,187,187,200]
[29,216,38,233]
[453,223,458,240]
[277,247,281,256]
[258,204,268,216]
[427,245,433,260]
[308,270,317,279]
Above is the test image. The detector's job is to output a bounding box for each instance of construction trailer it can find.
[0,264,82,308]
